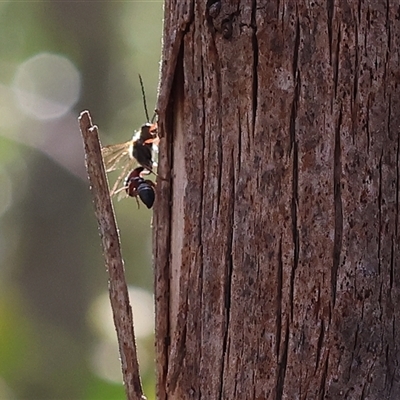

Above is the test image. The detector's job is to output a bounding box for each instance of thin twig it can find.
[79,110,146,400]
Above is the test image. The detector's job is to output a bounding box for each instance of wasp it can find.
[101,122,158,196]
[101,75,159,199]
[123,166,156,208]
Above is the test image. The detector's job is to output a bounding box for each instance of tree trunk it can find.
[154,1,400,399]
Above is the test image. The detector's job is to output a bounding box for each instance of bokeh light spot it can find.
[88,286,154,383]
[89,286,154,341]
[12,53,81,120]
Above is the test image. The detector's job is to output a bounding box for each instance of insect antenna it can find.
[138,74,150,122]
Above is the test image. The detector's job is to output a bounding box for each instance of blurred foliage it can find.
[0,1,163,399]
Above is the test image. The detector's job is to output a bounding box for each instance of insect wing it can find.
[101,123,159,200]
[111,183,130,201]
[109,159,136,198]
[101,140,132,172]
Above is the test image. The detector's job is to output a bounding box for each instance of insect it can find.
[101,75,159,198]
[123,166,156,209]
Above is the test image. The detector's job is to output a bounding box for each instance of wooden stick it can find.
[79,110,146,400]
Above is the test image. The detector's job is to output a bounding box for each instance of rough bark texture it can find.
[154,1,400,399]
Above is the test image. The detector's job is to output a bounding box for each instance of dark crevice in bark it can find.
[326,0,334,65]
[366,7,371,31]
[166,304,188,393]
[276,238,283,360]
[332,105,343,308]
[353,323,360,352]
[275,317,289,400]
[216,134,223,216]
[289,11,301,323]
[232,377,237,398]
[333,25,341,100]
[379,282,384,323]
[360,367,370,399]
[237,110,242,173]
[366,94,371,154]
[289,69,300,321]
[386,0,391,55]
[396,120,399,237]
[193,47,206,398]
[390,237,394,288]
[219,154,235,400]
[205,0,219,14]
[378,152,383,275]
[315,318,325,373]
[199,57,205,253]
[277,0,280,24]
[361,297,365,320]
[385,344,390,388]
[387,93,392,140]
[318,351,329,400]
[352,24,359,145]
[206,33,222,219]
[353,22,359,102]
[251,0,258,135]
[290,139,299,321]
[292,12,300,81]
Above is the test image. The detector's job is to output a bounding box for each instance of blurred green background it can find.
[0,1,163,399]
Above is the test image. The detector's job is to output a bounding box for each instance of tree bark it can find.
[155,1,400,399]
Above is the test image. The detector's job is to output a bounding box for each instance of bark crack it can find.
[318,351,330,399]
[385,0,391,61]
[237,110,242,173]
[290,138,299,322]
[251,0,258,135]
[353,22,359,101]
[378,152,383,276]
[326,0,334,65]
[292,11,300,81]
[390,236,394,289]
[166,295,188,393]
[218,153,235,399]
[333,25,341,101]
[216,134,223,215]
[396,119,399,237]
[315,318,325,374]
[289,11,301,319]
[275,317,289,400]
[332,105,343,308]
[366,94,371,154]
[276,238,283,360]
[351,23,359,145]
